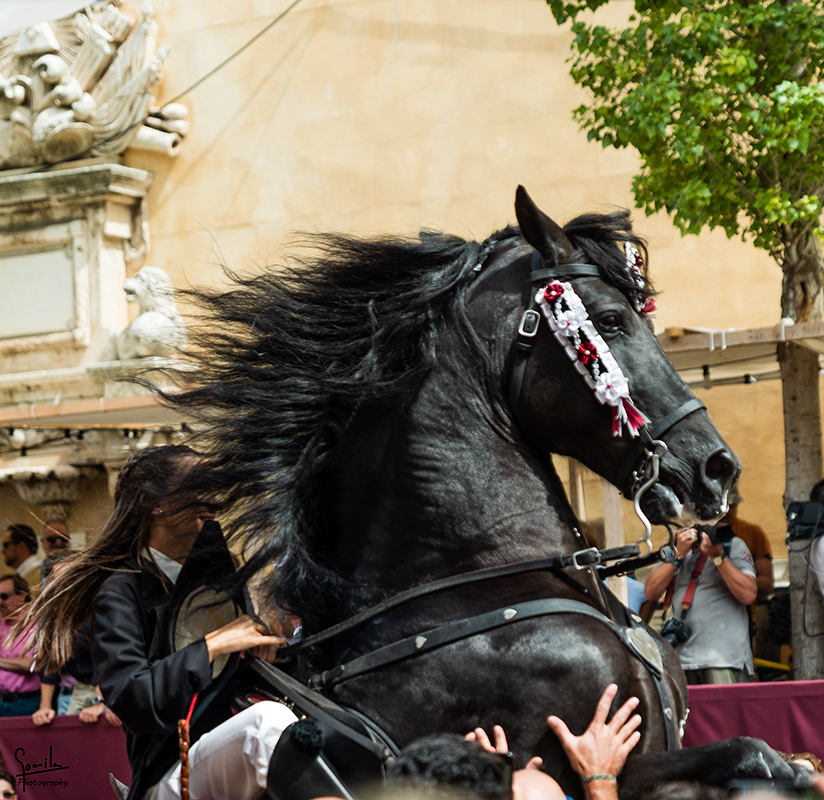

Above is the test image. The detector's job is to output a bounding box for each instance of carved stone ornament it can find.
[0,2,187,169]
[116,265,186,359]
[2,464,100,519]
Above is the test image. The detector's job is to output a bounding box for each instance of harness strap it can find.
[279,545,640,658]
[508,253,601,411]
[663,551,707,619]
[307,597,681,751]
[248,657,400,760]
[309,598,648,688]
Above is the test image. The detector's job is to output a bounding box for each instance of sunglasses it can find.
[44,536,69,547]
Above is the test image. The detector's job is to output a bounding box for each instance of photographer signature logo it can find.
[14,745,69,792]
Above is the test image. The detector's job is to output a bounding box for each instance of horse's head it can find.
[468,186,739,528]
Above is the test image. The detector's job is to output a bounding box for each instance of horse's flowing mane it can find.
[164,210,651,629]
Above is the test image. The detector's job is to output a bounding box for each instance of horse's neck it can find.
[323,367,582,590]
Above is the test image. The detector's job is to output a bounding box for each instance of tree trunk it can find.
[779,342,824,678]
[780,230,824,679]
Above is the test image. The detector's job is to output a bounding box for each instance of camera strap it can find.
[662,551,708,621]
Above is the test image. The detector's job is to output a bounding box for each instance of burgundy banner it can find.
[683,679,824,756]
[0,716,130,800]
[3,680,824,799]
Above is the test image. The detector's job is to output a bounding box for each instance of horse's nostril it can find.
[705,450,737,485]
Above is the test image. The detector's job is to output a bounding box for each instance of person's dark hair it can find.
[21,445,200,670]
[7,524,37,556]
[0,768,16,791]
[811,481,824,504]
[0,573,31,603]
[386,734,512,800]
[638,782,726,800]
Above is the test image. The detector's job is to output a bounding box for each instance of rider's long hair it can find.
[21,444,198,671]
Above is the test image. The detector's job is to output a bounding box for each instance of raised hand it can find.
[547,683,641,782]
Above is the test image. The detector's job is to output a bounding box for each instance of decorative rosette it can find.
[624,242,657,318]
[544,283,564,303]
[534,281,649,438]
[577,342,598,366]
[555,305,587,333]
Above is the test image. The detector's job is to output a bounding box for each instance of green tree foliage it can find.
[548,1,824,676]
[552,1,824,268]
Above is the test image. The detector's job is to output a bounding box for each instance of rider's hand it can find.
[32,706,55,726]
[205,615,286,663]
[547,683,641,782]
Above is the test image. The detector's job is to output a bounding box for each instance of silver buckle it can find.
[518,309,541,337]
[571,547,600,570]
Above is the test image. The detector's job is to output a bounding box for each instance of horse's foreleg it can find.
[618,739,811,800]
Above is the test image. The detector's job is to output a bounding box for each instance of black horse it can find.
[169,187,803,798]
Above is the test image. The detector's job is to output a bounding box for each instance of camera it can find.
[695,523,735,546]
[660,616,692,647]
[786,501,824,541]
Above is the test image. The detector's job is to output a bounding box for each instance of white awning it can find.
[658,320,824,388]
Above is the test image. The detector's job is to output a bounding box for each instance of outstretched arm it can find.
[547,683,642,800]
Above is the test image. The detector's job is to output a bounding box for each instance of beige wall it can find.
[109,0,800,554]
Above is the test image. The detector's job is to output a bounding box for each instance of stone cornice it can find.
[0,160,154,214]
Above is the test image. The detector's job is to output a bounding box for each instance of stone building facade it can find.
[0,0,803,580]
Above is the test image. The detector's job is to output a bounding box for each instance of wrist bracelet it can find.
[582,774,617,784]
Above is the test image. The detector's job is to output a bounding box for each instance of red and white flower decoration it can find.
[624,243,657,318]
[534,281,649,438]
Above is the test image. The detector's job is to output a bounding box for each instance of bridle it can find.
[507,249,706,554]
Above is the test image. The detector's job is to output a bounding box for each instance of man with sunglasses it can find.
[40,520,70,557]
[39,520,71,585]
[0,769,18,800]
[0,574,39,717]
[2,524,42,593]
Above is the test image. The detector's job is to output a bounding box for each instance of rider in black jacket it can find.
[26,446,293,800]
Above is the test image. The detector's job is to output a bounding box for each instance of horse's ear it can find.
[514,185,575,264]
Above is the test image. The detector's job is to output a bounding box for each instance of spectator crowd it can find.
[1,460,822,800]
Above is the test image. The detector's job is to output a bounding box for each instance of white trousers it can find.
[144,701,298,800]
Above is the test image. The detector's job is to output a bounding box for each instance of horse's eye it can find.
[595,312,623,335]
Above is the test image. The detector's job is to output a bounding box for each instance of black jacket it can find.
[91,521,240,800]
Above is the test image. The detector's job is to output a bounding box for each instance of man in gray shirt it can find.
[644,527,757,684]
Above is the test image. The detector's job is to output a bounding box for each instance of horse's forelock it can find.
[562,210,655,301]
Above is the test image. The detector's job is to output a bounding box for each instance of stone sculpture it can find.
[116,266,186,360]
[0,2,185,169]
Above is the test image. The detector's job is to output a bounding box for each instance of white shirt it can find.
[147,547,183,583]
[16,552,43,578]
